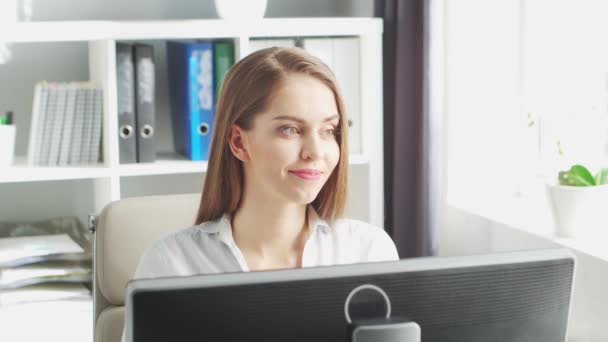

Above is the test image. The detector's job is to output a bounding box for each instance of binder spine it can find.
[167,41,214,161]
[191,42,214,161]
[188,47,202,160]
[213,41,235,97]
[116,43,137,164]
[133,43,156,163]
[167,42,185,158]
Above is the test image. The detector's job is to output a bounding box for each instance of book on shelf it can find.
[27,82,103,166]
[213,40,235,96]
[167,39,235,161]
[68,87,86,165]
[90,85,104,164]
[58,83,78,166]
[38,82,59,165]
[116,42,138,164]
[26,81,49,166]
[133,43,157,163]
[81,86,94,163]
[47,83,68,165]
[301,37,362,155]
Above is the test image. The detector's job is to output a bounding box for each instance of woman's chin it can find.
[286,189,320,205]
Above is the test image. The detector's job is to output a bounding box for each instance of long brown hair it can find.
[195,47,349,225]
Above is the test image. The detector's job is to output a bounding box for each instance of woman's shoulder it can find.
[147,225,200,249]
[152,216,225,247]
[328,217,399,261]
[330,217,387,237]
[134,218,229,278]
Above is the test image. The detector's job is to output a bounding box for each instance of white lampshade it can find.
[214,0,267,20]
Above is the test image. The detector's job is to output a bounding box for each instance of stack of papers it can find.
[0,234,92,307]
[0,261,91,289]
[0,234,88,267]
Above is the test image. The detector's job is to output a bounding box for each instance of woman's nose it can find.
[301,133,323,161]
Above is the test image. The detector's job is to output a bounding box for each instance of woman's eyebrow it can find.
[272,114,340,124]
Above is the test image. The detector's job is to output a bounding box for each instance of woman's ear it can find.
[228,124,251,162]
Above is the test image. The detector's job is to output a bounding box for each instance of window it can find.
[445,0,608,208]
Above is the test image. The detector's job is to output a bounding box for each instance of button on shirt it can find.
[132,205,399,279]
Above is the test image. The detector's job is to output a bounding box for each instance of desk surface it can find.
[0,300,92,341]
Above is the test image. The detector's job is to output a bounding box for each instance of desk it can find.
[0,299,92,341]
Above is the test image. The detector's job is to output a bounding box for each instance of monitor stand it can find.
[348,317,421,342]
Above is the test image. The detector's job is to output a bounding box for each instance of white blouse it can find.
[121,206,399,342]
[132,205,399,279]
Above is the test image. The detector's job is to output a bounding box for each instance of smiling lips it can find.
[289,169,322,180]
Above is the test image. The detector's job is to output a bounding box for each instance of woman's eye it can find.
[325,127,340,136]
[281,126,300,135]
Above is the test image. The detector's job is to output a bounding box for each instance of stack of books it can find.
[0,234,92,307]
[27,82,103,166]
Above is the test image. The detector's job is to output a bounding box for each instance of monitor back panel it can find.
[132,259,573,342]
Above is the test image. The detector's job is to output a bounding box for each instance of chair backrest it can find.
[93,193,200,342]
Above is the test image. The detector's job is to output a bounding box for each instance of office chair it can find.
[93,193,200,342]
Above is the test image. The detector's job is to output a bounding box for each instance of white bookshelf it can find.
[0,18,385,227]
[1,153,369,183]
[0,19,382,43]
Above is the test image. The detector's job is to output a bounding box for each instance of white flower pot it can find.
[0,125,16,167]
[214,0,267,20]
[546,183,608,238]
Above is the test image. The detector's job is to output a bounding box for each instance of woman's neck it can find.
[231,200,309,269]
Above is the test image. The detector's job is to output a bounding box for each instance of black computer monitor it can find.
[125,248,574,342]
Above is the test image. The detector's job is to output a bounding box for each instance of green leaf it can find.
[569,164,596,186]
[558,170,577,186]
[595,168,608,185]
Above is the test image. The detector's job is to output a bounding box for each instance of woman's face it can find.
[237,73,341,205]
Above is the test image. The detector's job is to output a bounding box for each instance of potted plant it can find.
[547,164,608,238]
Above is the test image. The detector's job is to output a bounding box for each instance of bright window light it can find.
[445,0,608,206]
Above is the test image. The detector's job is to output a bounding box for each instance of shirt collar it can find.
[196,214,234,245]
[198,205,331,242]
[307,205,331,234]
[218,213,235,246]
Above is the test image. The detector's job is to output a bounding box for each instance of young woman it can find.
[120,45,398,342]
[132,46,398,277]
